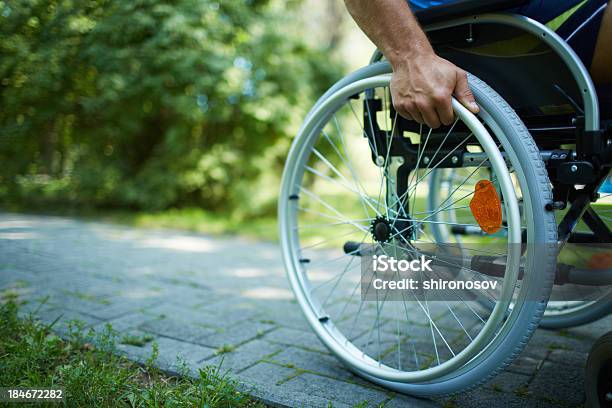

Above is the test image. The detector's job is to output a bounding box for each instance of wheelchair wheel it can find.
[542,295,612,329]
[585,331,612,407]
[429,173,612,329]
[278,68,557,396]
[542,198,612,328]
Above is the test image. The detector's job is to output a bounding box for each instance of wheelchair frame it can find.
[368,12,612,249]
[370,13,600,131]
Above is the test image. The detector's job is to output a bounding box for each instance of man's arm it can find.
[344,0,479,128]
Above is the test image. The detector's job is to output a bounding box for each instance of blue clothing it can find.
[408,0,608,67]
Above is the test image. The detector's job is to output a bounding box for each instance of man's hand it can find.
[390,52,479,128]
[344,0,480,129]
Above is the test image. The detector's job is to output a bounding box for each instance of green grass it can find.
[214,344,236,355]
[0,297,263,407]
[120,333,155,347]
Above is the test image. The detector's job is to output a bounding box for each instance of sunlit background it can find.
[0,0,374,239]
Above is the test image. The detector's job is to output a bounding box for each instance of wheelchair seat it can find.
[412,0,530,25]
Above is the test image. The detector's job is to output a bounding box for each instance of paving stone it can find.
[205,339,283,374]
[115,333,218,375]
[146,302,254,329]
[265,327,330,354]
[238,363,352,408]
[282,372,390,407]
[486,371,531,394]
[383,394,440,408]
[33,307,103,337]
[547,349,588,368]
[141,317,217,344]
[197,320,276,348]
[505,355,543,376]
[161,287,226,309]
[528,330,594,354]
[197,299,263,324]
[267,347,361,383]
[256,301,311,331]
[236,363,316,404]
[528,361,585,407]
[93,312,156,332]
[1,213,607,408]
[81,298,160,321]
[451,389,557,408]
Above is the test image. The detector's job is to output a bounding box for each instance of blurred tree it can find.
[0,0,342,214]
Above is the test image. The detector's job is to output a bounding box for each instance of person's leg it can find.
[591,2,612,84]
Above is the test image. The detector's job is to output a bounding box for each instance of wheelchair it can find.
[278,0,612,397]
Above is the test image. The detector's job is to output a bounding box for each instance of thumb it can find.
[455,70,479,114]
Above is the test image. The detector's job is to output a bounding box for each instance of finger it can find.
[394,103,413,121]
[409,108,424,125]
[420,105,441,129]
[404,101,425,123]
[398,101,422,123]
[392,107,411,122]
[454,70,479,114]
[435,97,454,126]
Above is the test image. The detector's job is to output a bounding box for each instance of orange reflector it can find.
[469,180,502,234]
[587,253,612,269]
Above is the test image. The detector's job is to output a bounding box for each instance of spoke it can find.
[361,246,408,363]
[406,132,473,203]
[385,237,492,322]
[415,219,509,230]
[319,259,362,309]
[310,259,362,294]
[412,238,508,257]
[427,119,460,169]
[323,126,373,219]
[597,192,612,200]
[349,98,386,214]
[305,245,364,270]
[298,186,370,234]
[380,110,398,220]
[298,206,371,230]
[444,300,473,341]
[396,304,402,370]
[378,245,455,361]
[433,146,500,214]
[409,120,459,225]
[418,227,501,306]
[407,127,431,219]
[388,132,474,219]
[407,154,503,234]
[304,163,381,216]
[314,231,370,307]
[295,220,370,230]
[300,229,362,250]
[411,205,471,216]
[337,279,362,322]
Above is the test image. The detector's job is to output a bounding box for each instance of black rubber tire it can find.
[586,331,612,408]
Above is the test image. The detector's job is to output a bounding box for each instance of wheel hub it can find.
[371,216,392,243]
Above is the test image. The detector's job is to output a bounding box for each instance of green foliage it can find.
[0,0,342,214]
[0,299,263,407]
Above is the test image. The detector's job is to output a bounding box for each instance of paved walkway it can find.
[1,213,610,407]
